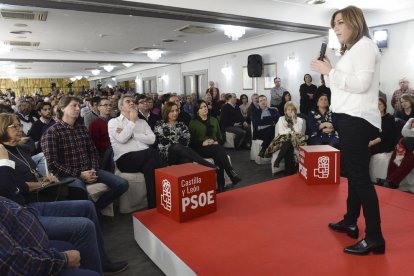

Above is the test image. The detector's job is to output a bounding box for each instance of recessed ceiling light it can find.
[162,39,176,43]
[10,30,32,35]
[306,0,326,4]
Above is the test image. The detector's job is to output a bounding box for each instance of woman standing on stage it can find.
[311,6,385,255]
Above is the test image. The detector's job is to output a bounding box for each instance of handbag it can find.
[31,179,74,202]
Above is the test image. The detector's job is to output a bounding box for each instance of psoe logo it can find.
[161,179,172,211]
[314,156,329,179]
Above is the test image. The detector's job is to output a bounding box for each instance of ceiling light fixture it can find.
[147,50,162,61]
[223,25,246,41]
[306,0,326,4]
[75,76,82,80]
[103,64,114,72]
[70,77,76,82]
[122,63,133,68]
[91,69,101,76]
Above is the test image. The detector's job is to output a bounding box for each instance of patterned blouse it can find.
[154,121,191,162]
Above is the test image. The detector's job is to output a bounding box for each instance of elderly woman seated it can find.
[265,101,306,175]
[306,94,340,148]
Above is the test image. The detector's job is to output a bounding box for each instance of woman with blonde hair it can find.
[265,101,306,175]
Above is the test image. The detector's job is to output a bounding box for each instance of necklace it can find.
[6,146,41,181]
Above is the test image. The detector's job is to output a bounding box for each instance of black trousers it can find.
[195,144,233,189]
[336,114,383,240]
[225,126,250,148]
[168,143,216,169]
[256,126,275,151]
[116,148,166,209]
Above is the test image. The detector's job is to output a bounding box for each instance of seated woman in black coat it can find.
[307,94,340,148]
[277,91,291,116]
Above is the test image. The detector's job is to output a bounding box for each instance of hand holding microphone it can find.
[311,41,332,75]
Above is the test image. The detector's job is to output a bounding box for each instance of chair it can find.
[223,132,236,149]
[250,124,271,165]
[114,166,148,213]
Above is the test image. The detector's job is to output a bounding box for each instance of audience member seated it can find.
[109,94,120,118]
[368,97,397,155]
[83,96,100,128]
[136,94,161,130]
[377,118,414,189]
[0,145,128,275]
[252,95,280,157]
[299,73,317,115]
[395,94,414,122]
[277,91,291,116]
[307,94,340,148]
[41,97,128,210]
[169,95,191,126]
[189,100,241,192]
[239,94,249,119]
[27,102,56,151]
[265,101,306,175]
[220,93,250,149]
[88,97,113,171]
[154,102,217,170]
[0,196,101,276]
[16,99,37,135]
[203,93,220,118]
[391,77,414,115]
[108,95,166,208]
[148,93,161,116]
[182,94,195,119]
[246,93,259,123]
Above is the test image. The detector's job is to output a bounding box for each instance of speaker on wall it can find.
[247,54,263,77]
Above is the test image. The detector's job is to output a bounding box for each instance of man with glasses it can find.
[391,78,414,114]
[89,98,113,172]
[83,96,101,128]
[270,77,287,108]
[136,94,160,130]
[108,95,165,208]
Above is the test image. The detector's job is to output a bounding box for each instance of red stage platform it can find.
[133,175,414,276]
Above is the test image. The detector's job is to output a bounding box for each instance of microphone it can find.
[319,42,327,61]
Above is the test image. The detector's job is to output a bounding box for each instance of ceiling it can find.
[0,0,413,79]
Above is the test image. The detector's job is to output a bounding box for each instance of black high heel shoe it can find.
[328,220,359,239]
[227,169,242,186]
[344,238,385,255]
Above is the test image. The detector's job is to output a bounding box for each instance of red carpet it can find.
[133,175,414,276]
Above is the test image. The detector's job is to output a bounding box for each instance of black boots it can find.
[227,169,242,186]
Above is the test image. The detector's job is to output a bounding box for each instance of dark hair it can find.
[281,91,291,104]
[0,104,14,114]
[36,102,52,112]
[162,102,178,122]
[193,100,208,117]
[56,96,81,120]
[0,113,19,143]
[401,94,414,108]
[240,94,248,101]
[316,93,329,106]
[274,77,281,82]
[331,6,371,55]
[225,93,233,101]
[91,96,101,106]
[160,93,171,105]
[304,74,312,82]
[378,97,387,112]
[135,94,147,103]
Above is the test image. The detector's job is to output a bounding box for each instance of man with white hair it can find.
[391,78,414,114]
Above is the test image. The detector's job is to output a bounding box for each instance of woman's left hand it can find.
[311,57,332,75]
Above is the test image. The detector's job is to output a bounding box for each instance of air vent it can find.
[4,41,40,47]
[0,9,48,21]
[131,47,164,52]
[10,30,32,35]
[176,25,216,34]
[162,39,177,43]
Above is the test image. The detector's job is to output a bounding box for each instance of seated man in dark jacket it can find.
[252,95,280,157]
[219,93,251,149]
[136,94,161,130]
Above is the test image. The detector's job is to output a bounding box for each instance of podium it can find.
[155,163,217,222]
[298,145,340,185]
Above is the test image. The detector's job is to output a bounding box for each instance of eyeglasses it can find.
[99,104,111,107]
[138,100,148,104]
[7,123,23,129]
